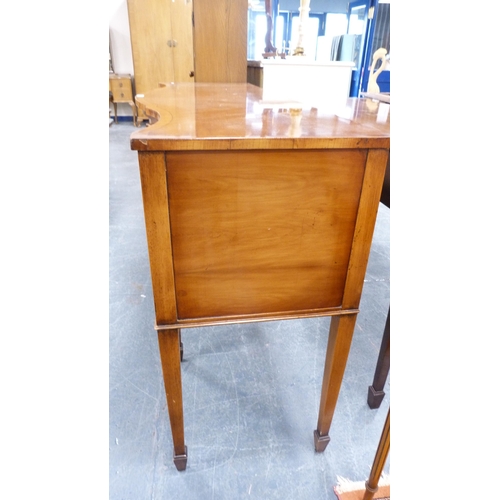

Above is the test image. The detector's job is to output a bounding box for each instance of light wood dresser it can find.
[109,73,137,126]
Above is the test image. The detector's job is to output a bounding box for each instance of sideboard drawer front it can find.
[167,149,366,320]
[109,78,133,101]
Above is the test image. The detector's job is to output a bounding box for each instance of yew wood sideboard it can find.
[130,83,390,471]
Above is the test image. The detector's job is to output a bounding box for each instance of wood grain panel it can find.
[170,0,195,82]
[166,149,367,319]
[193,0,247,82]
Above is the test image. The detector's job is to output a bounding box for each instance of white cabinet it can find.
[260,59,354,108]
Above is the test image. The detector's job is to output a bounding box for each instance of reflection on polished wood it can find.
[130,83,389,470]
[131,83,389,150]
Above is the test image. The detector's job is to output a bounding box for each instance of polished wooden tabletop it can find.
[130,83,390,151]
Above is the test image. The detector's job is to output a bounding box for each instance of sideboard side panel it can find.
[167,149,366,319]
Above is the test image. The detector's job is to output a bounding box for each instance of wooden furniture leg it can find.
[157,329,187,471]
[314,314,357,452]
[179,331,183,362]
[367,309,390,409]
[363,408,390,500]
[130,102,138,127]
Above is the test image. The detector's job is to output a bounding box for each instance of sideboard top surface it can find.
[130,83,390,151]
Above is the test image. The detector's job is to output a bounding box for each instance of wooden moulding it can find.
[154,307,359,331]
[131,137,390,152]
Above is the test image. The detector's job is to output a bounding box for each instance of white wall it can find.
[109,0,134,74]
[109,0,134,116]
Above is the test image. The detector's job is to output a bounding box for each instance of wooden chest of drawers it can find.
[109,73,137,126]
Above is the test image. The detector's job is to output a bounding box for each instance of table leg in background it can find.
[367,309,390,409]
[363,408,390,500]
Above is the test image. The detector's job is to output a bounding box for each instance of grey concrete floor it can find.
[109,120,390,499]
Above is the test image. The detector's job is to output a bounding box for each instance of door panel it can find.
[127,0,174,94]
[170,0,195,82]
[193,0,247,82]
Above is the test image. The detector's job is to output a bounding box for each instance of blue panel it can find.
[376,70,390,93]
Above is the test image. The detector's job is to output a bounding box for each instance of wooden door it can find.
[192,0,247,83]
[170,0,195,82]
[127,0,174,95]
[127,0,194,92]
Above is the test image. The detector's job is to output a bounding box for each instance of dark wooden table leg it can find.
[157,328,188,471]
[179,331,184,362]
[314,314,357,452]
[363,408,390,500]
[367,308,390,409]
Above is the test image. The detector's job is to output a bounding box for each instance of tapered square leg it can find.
[314,314,357,452]
[367,309,390,409]
[157,328,187,470]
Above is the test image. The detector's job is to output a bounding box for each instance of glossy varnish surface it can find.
[130,83,390,151]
